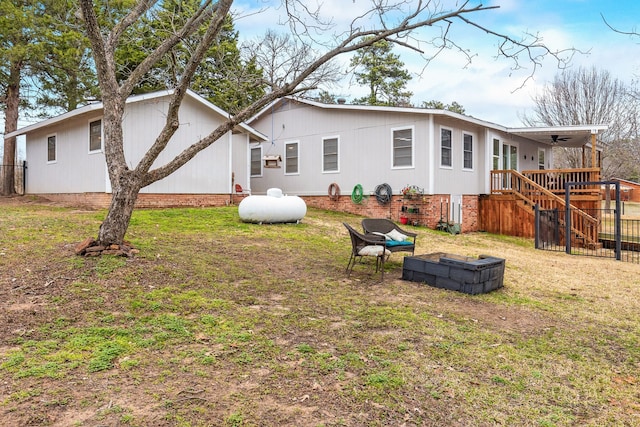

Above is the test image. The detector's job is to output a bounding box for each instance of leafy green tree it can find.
[116,0,265,113]
[422,100,466,114]
[350,38,412,106]
[314,90,339,104]
[33,0,101,113]
[190,15,265,113]
[0,0,45,195]
[1,0,112,195]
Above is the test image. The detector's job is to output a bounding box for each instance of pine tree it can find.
[350,38,412,106]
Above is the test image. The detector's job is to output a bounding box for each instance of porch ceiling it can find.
[507,125,608,148]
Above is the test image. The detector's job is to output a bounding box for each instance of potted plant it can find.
[401,185,423,200]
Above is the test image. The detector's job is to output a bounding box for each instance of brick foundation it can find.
[34,192,480,233]
[302,194,480,233]
[34,193,246,209]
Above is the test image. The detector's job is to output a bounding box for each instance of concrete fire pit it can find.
[402,252,505,295]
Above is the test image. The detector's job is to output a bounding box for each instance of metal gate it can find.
[0,161,27,195]
[535,180,640,263]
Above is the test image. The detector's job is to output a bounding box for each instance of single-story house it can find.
[606,178,640,202]
[248,97,607,233]
[5,89,267,208]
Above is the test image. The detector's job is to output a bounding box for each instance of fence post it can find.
[565,186,571,254]
[615,180,621,261]
[22,161,27,195]
[534,204,540,249]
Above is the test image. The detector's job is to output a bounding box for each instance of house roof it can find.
[612,178,640,189]
[249,97,608,147]
[5,89,268,142]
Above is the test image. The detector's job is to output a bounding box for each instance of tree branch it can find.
[100,0,584,188]
[136,0,233,175]
[120,0,218,97]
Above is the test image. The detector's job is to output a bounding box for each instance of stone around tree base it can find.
[74,237,139,257]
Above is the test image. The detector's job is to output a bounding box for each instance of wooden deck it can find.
[482,168,602,246]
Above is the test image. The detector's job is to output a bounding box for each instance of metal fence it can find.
[0,161,26,195]
[535,181,640,263]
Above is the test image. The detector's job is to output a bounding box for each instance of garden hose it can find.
[328,182,340,201]
[374,183,392,205]
[351,184,364,204]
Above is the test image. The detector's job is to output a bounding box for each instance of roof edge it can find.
[5,89,267,142]
[248,96,509,132]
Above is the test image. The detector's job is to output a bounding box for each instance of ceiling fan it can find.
[550,134,570,144]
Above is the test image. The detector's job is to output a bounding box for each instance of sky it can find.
[232,0,640,127]
[4,0,640,137]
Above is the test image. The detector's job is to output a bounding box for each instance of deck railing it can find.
[521,168,601,195]
[491,169,599,245]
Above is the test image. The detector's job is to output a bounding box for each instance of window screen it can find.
[89,119,102,152]
[393,128,412,167]
[441,128,452,167]
[285,142,299,174]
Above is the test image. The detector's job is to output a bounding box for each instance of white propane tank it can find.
[238,188,307,224]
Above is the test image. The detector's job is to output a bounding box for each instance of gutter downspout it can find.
[245,133,251,194]
[591,130,598,179]
[228,130,233,203]
[427,115,435,195]
[484,129,492,194]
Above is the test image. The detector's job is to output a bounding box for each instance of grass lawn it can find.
[1,200,639,426]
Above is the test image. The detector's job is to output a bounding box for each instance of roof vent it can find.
[337,98,346,104]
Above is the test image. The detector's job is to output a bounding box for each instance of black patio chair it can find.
[361,218,417,256]
[343,222,390,281]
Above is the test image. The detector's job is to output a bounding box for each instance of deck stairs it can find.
[493,170,601,249]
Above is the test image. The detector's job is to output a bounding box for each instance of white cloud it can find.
[232,0,640,126]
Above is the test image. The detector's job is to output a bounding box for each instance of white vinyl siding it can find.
[463,132,473,170]
[322,136,339,172]
[251,146,262,176]
[89,119,102,153]
[440,127,452,168]
[392,126,413,168]
[285,141,299,175]
[47,134,57,163]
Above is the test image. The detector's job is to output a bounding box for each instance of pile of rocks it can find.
[75,237,139,257]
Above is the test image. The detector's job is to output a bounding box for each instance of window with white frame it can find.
[538,148,545,170]
[322,136,339,172]
[492,138,500,170]
[47,134,57,163]
[285,141,299,174]
[510,145,518,170]
[502,143,518,170]
[250,146,262,176]
[89,119,102,152]
[392,127,413,168]
[463,133,473,170]
[440,128,452,167]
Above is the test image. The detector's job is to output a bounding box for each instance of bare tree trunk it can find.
[1,61,21,196]
[97,170,141,246]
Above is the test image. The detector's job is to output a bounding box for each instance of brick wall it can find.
[302,193,480,232]
[36,192,480,232]
[35,193,246,209]
[461,195,479,233]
